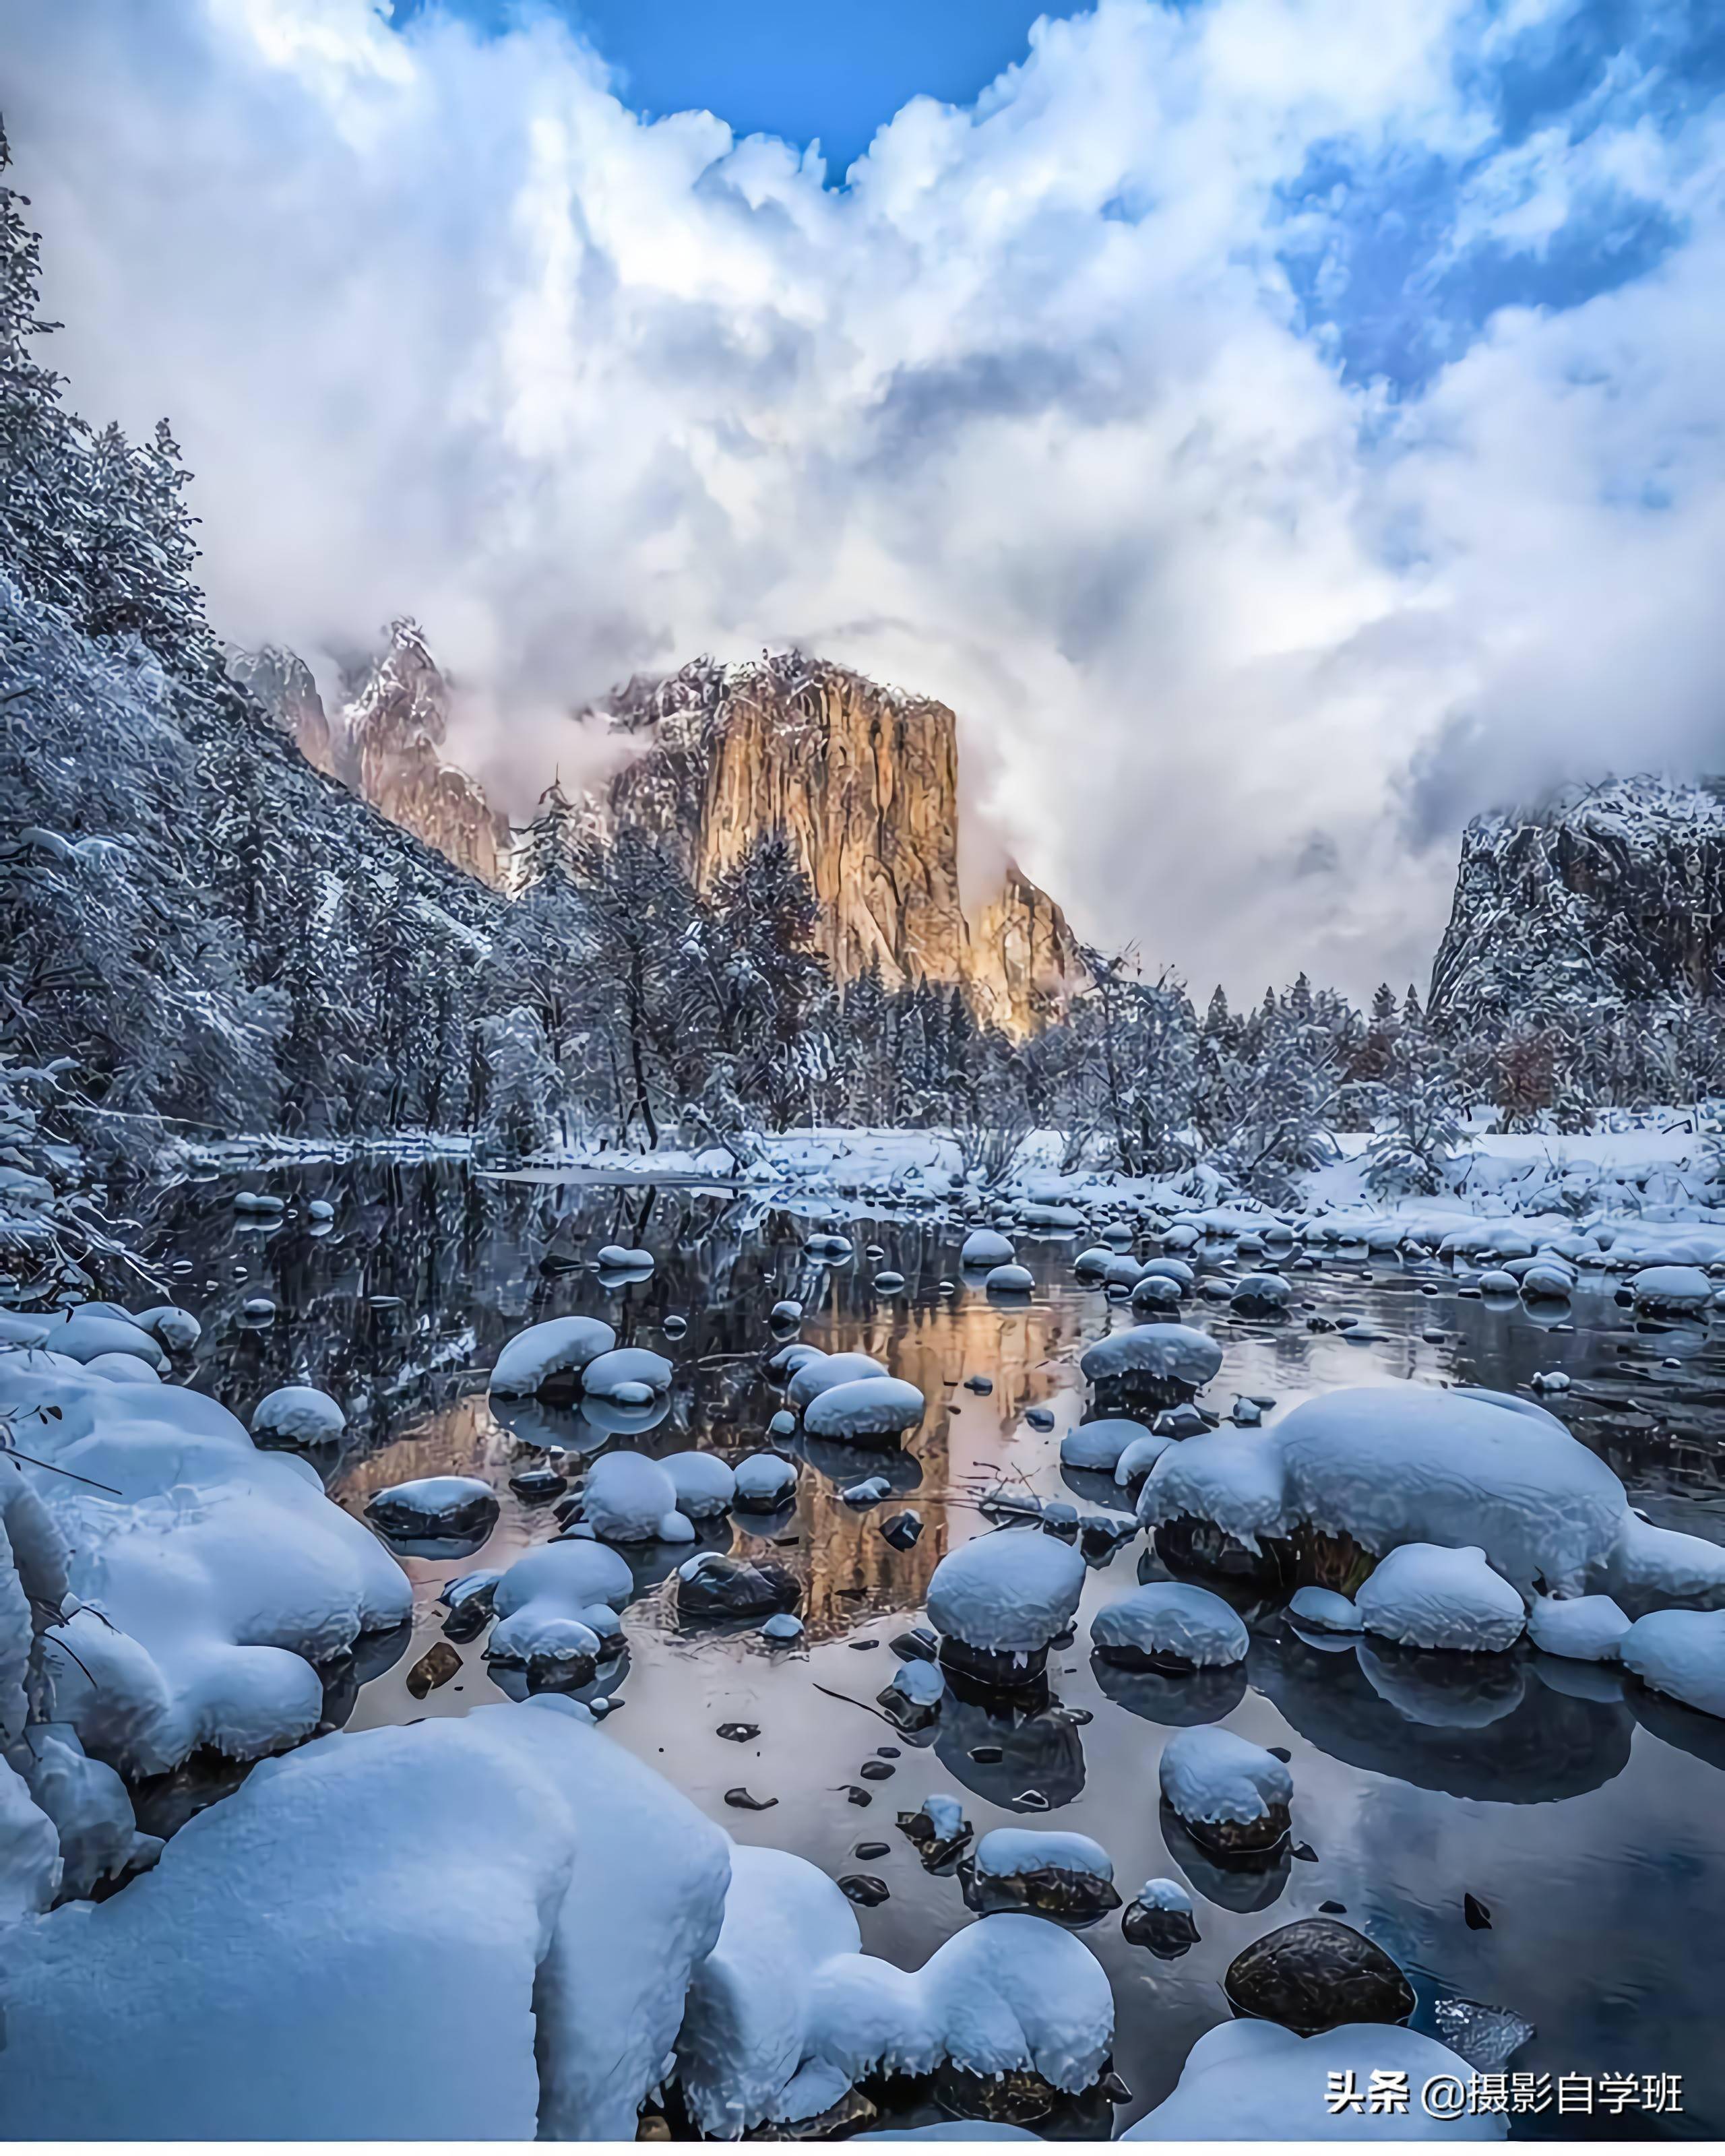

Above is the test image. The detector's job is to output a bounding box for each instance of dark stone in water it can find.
[1100,2071,1132,2105]
[1225,1918,1416,2035]
[877,1745,900,1757]
[405,1641,462,1699]
[677,1557,799,1623]
[723,1787,778,1810]
[1464,1892,1493,1930]
[1292,1841,1318,1862]
[508,1466,567,1504]
[964,1375,994,1394]
[839,1873,890,1906]
[880,1509,923,1550]
[1267,1745,1292,1762]
[1320,1899,1347,1914]
[898,1804,974,1868]
[1152,1402,1209,1438]
[1184,1798,1291,1859]
[716,1722,760,1743]
[960,1857,1121,1927]
[854,1840,891,1860]
[859,1759,895,1781]
[937,1635,1050,1693]
[844,1785,873,1806]
[848,1637,881,1651]
[1123,1899,1201,1957]
[365,1484,499,1544]
[1026,1407,1055,1431]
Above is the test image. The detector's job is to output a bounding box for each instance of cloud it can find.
[3,0,1723,999]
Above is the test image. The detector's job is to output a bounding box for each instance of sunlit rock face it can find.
[226,642,337,778]
[585,654,1084,1036]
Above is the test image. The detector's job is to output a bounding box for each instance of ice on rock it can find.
[960,1230,1016,1269]
[491,1317,617,1398]
[1621,1607,1725,1718]
[676,1847,1115,2133]
[365,1475,499,1544]
[1629,1264,1712,1314]
[1090,1583,1249,1669]
[488,1540,634,1669]
[734,1452,798,1510]
[251,1385,346,1445]
[1123,2021,1505,2139]
[1081,1323,1222,1389]
[1355,1545,1526,1655]
[662,1451,736,1519]
[1526,1592,1630,1662]
[1114,1430,1175,1485]
[0,1701,730,2139]
[582,1347,674,1401]
[581,1451,693,1543]
[1060,1418,1151,1473]
[1159,1725,1292,1829]
[804,1376,926,1444]
[1139,1382,1725,1605]
[0,1360,408,1778]
[927,1530,1088,1654]
[1289,1585,1362,1632]
[787,1352,889,1411]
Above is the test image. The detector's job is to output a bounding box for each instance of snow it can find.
[490,1316,617,1397]
[1090,1582,1249,1667]
[662,1450,736,1518]
[733,1452,798,1509]
[365,1474,497,1540]
[488,1540,634,1668]
[984,1263,1036,1294]
[1289,1585,1362,1632]
[595,1242,653,1270]
[803,1375,927,1442]
[1132,1876,1193,1913]
[972,1827,1112,1883]
[786,1350,890,1409]
[1231,1271,1292,1313]
[0,1700,730,2139]
[251,1385,346,1445]
[1123,2020,1506,2139]
[582,1346,674,1400]
[44,1312,166,1370]
[1629,1263,1713,1312]
[0,1753,59,1920]
[0,1356,408,1778]
[960,1230,1016,1268]
[1114,1430,1176,1485]
[1355,1543,1526,1653]
[927,1529,1088,1653]
[1080,1323,1222,1389]
[15,1723,159,1899]
[1621,1607,1725,1719]
[1059,1417,1152,1472]
[1526,1591,1630,1661]
[580,1451,692,1543]
[1158,1725,1292,1828]
[84,1352,162,1383]
[135,1304,201,1350]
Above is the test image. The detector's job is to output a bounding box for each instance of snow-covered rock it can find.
[83,1352,162,1383]
[733,1453,798,1511]
[251,1385,346,1446]
[0,1359,409,1779]
[984,1263,1035,1295]
[1354,1544,1526,1654]
[963,1828,1119,1924]
[1113,1430,1175,1485]
[581,1451,692,1543]
[1059,1418,1149,1473]
[487,1540,634,1674]
[803,1376,926,1444]
[45,1313,166,1371]
[786,1351,889,1411]
[490,1317,617,1398]
[1158,1725,1292,1840]
[14,1722,159,1899]
[1629,1264,1712,1315]
[1621,1607,1725,1718]
[960,1230,1015,1269]
[1090,1583,1249,1669]
[135,1305,201,1352]
[1230,1272,1292,1316]
[0,1700,730,2139]
[1526,1592,1630,1662]
[595,1243,654,1271]
[1079,1323,1222,1390]
[927,1530,1087,1655]
[365,1476,499,1545]
[582,1347,674,1401]
[662,1451,736,1519]
[1288,1585,1362,1632]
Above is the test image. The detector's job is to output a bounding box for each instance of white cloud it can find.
[3,0,1722,999]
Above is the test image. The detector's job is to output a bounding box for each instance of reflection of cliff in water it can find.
[1253,1630,1635,1802]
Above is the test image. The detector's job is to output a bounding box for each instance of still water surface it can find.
[129,1162,1725,2138]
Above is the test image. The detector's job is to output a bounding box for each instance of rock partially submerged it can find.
[1355,1544,1526,1655]
[734,1452,798,1511]
[1224,1918,1415,2035]
[960,1829,1121,1926]
[491,1317,617,1399]
[677,1554,801,1624]
[805,1376,926,1445]
[1121,1877,1200,1957]
[1090,1583,1249,1672]
[251,1386,346,1446]
[1158,1725,1292,1856]
[927,1530,1087,1691]
[365,1476,499,1547]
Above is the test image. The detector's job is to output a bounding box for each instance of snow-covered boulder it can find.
[1080,1323,1222,1391]
[1621,1607,1725,1719]
[0,1359,410,1779]
[366,1476,499,1546]
[14,1723,160,1900]
[1629,1264,1712,1316]
[1113,1430,1175,1486]
[1519,1261,1575,1302]
[46,1313,166,1371]
[1121,1876,1200,1957]
[581,1452,693,1543]
[1230,1273,1292,1317]
[786,1351,889,1411]
[135,1304,201,1352]
[488,1541,633,1674]
[961,1828,1119,1925]
[960,1230,1015,1269]
[675,1846,1115,2136]
[1090,1583,1249,1670]
[1123,2020,1505,2139]
[733,1453,798,1511]
[1060,1418,1148,1473]
[984,1263,1035,1295]
[1129,1273,1183,1312]
[879,1657,945,1730]
[0,1701,730,2139]
[927,1529,1087,1685]
[83,1352,161,1383]
[1288,1585,1362,1633]
[1527,1592,1630,1663]
[595,1243,654,1271]
[491,1317,617,1399]
[1354,1544,1526,1654]
[582,1347,674,1402]
[803,1376,926,1445]
[662,1451,736,1519]
[251,1385,346,1446]
[1158,1725,1292,1853]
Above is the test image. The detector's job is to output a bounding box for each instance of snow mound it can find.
[1081,1324,1222,1389]
[582,1347,674,1401]
[927,1529,1088,1653]
[581,1451,693,1543]
[984,1263,1035,1294]
[46,1313,166,1370]
[1355,1544,1526,1654]
[662,1451,736,1519]
[733,1452,798,1509]
[365,1475,498,1544]
[1621,1607,1725,1718]
[135,1304,201,1352]
[491,1316,617,1397]
[1115,1430,1176,1485]
[251,1385,346,1445]
[1123,2019,1505,2138]
[0,1358,409,1778]
[1289,1585,1362,1632]
[1527,1592,1629,1662]
[1629,1264,1712,1313]
[0,1701,730,2139]
[489,1540,635,1668]
[804,1376,926,1443]
[1158,1725,1292,1828]
[1060,1418,1150,1473]
[787,1351,889,1410]
[1090,1583,1249,1668]
[960,1230,1016,1269]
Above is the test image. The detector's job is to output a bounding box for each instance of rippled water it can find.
[129,1160,1725,2139]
